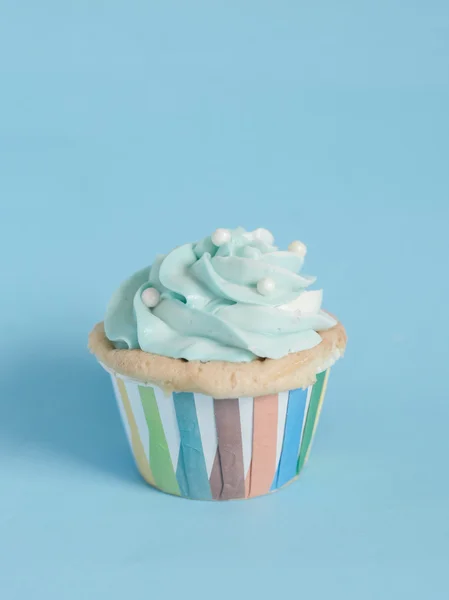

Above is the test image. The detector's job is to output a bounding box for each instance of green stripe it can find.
[297,370,327,474]
[138,386,181,496]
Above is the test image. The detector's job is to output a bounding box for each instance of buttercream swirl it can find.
[104,227,336,362]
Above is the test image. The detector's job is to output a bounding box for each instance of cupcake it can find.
[89,227,346,500]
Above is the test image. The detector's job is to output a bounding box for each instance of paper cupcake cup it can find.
[105,366,331,500]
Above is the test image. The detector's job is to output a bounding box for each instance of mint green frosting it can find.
[104,227,336,362]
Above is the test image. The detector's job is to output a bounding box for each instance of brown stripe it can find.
[209,449,223,500]
[214,398,246,500]
[249,394,279,498]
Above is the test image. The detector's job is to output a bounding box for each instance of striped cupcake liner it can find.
[108,369,330,500]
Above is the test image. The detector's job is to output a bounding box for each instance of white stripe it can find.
[124,380,150,463]
[239,397,254,477]
[298,385,313,456]
[111,375,132,448]
[275,391,289,469]
[153,387,181,470]
[194,394,218,477]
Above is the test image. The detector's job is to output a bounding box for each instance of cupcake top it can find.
[104,227,337,363]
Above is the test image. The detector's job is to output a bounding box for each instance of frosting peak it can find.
[104,227,336,362]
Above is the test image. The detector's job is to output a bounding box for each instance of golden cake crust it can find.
[88,319,347,398]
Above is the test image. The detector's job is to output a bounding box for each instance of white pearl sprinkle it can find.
[141,287,161,308]
[288,240,307,257]
[253,228,274,245]
[257,277,276,296]
[211,228,231,246]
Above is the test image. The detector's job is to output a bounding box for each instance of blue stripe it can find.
[173,392,212,500]
[176,455,189,497]
[270,466,280,491]
[274,387,309,489]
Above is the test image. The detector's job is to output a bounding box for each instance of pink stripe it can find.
[245,463,252,498]
[249,394,279,498]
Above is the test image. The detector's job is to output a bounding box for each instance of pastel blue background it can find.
[1,1,448,598]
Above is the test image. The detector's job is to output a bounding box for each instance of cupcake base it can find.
[89,320,345,398]
[107,366,331,501]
